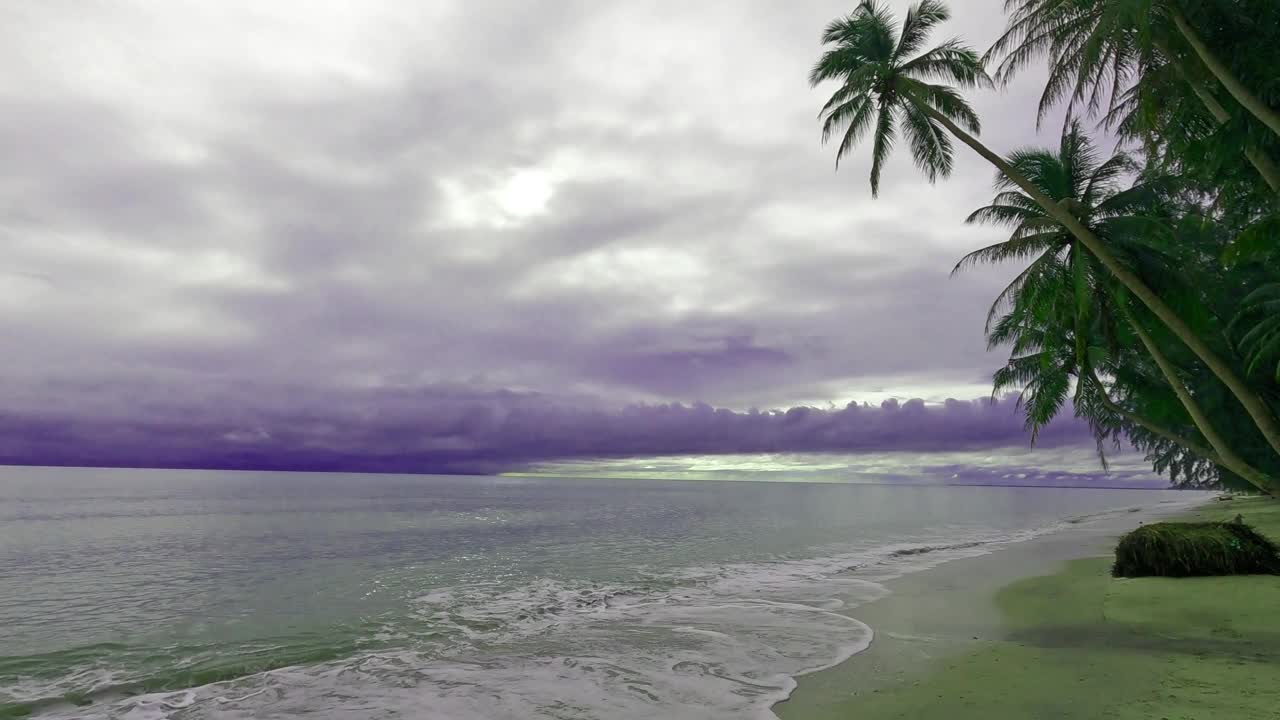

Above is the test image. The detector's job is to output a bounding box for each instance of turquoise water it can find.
[0,466,1193,719]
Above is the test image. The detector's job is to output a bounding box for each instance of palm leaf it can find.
[896,0,951,60]
[900,101,954,182]
[868,102,898,197]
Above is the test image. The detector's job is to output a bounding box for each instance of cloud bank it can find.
[0,384,1106,476]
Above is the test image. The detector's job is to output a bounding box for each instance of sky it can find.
[0,0,1157,482]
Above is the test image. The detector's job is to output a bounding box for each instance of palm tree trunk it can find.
[1162,45,1280,193]
[919,102,1280,461]
[1083,369,1222,466]
[1120,304,1277,494]
[1170,7,1280,140]
[1243,149,1280,195]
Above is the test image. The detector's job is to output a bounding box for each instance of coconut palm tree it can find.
[811,0,1280,460]
[985,270,1271,491]
[973,225,1224,471]
[1116,297,1277,493]
[1108,54,1280,195]
[989,0,1280,141]
[985,0,1280,193]
[809,0,990,196]
[1164,3,1280,139]
[952,125,1276,491]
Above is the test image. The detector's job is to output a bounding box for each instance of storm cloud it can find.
[0,385,1100,475]
[0,1,1139,478]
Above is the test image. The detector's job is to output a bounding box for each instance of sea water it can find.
[0,466,1195,719]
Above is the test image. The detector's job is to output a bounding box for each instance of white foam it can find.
[44,606,870,719]
[38,570,877,719]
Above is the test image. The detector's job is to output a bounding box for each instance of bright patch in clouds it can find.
[438,168,558,230]
[496,169,555,217]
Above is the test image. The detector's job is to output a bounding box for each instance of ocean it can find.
[0,466,1195,719]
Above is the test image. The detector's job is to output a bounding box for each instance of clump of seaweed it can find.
[1113,521,1280,578]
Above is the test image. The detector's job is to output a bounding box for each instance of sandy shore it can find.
[775,495,1232,719]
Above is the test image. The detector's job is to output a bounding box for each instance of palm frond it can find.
[1084,151,1139,205]
[902,39,991,88]
[903,80,982,133]
[868,101,898,197]
[963,202,1040,228]
[952,232,1064,276]
[820,91,878,169]
[900,101,955,183]
[896,0,951,60]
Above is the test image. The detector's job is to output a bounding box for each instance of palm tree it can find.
[1116,298,1276,493]
[1100,53,1280,193]
[986,0,1280,193]
[952,126,1276,491]
[809,0,990,196]
[978,265,1237,483]
[987,0,1280,193]
[1165,3,1280,139]
[989,0,1280,142]
[972,216,1225,470]
[811,0,1280,460]
[954,128,1135,397]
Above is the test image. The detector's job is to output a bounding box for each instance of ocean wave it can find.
[7,565,882,719]
[21,596,873,719]
[7,499,1197,720]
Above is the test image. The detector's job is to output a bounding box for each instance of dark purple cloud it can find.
[0,383,1103,475]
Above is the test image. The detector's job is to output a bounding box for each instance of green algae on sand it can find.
[784,498,1280,720]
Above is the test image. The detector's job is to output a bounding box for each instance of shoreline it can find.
[774,494,1217,719]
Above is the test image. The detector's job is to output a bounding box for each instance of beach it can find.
[778,496,1280,720]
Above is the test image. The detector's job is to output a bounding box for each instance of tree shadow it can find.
[1005,623,1280,664]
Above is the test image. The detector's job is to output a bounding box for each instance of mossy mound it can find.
[1113,521,1280,578]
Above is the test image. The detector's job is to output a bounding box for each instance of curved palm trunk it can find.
[1119,304,1277,493]
[918,102,1280,462]
[1170,8,1280,140]
[1083,369,1222,466]
[1163,45,1280,193]
[1244,152,1280,196]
